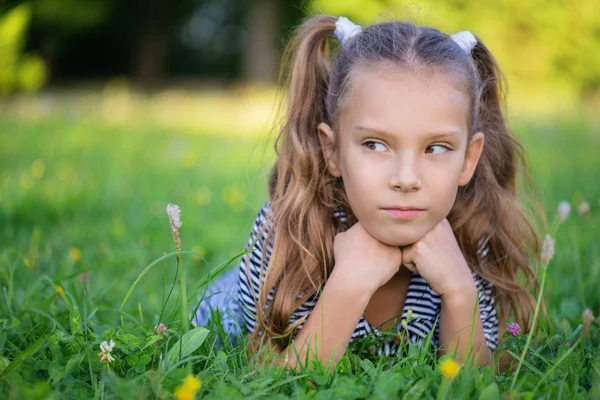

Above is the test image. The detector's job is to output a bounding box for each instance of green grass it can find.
[0,108,599,399]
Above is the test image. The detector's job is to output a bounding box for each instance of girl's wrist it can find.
[327,265,378,302]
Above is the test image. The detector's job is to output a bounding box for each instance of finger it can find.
[401,246,417,273]
[402,262,417,273]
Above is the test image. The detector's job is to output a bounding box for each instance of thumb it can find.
[401,245,418,273]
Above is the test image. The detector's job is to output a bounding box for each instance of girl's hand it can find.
[331,221,403,295]
[401,218,475,297]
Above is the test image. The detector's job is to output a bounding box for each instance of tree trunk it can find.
[134,0,167,88]
[243,0,279,83]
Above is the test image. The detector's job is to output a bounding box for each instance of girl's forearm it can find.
[438,285,493,367]
[286,270,372,370]
[260,267,373,371]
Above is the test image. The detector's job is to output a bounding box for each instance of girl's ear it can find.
[318,122,342,178]
[458,131,484,186]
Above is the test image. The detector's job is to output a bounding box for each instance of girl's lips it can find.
[382,208,424,220]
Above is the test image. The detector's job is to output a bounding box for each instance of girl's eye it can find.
[426,145,450,154]
[363,141,387,152]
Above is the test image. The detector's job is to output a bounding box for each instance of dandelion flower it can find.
[440,358,460,379]
[69,247,82,263]
[155,323,167,335]
[56,286,64,296]
[174,374,201,400]
[507,322,521,337]
[578,201,590,215]
[98,339,116,363]
[166,203,182,253]
[557,201,571,222]
[541,234,555,265]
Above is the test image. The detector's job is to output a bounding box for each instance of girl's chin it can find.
[372,232,423,248]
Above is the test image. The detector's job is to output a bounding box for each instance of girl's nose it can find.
[389,156,422,192]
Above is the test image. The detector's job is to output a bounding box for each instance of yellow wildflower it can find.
[175,375,201,400]
[182,151,197,169]
[31,159,45,179]
[56,286,64,296]
[69,247,81,263]
[440,358,460,379]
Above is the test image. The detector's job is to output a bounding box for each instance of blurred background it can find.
[1,1,599,320]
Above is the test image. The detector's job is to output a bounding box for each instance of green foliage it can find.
[311,0,600,102]
[0,113,599,398]
[0,4,47,95]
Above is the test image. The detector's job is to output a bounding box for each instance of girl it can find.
[193,15,540,371]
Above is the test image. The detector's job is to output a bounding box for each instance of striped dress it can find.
[194,201,499,355]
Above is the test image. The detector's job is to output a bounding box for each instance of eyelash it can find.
[362,140,451,154]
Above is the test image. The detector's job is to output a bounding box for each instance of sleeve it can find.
[237,201,274,335]
[473,272,499,350]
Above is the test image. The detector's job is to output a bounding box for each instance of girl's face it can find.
[318,68,484,247]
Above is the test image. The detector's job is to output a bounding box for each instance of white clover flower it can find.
[541,234,555,266]
[166,203,182,253]
[578,201,590,215]
[557,201,571,222]
[98,339,116,363]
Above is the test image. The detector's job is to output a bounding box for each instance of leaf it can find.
[138,354,151,366]
[126,355,139,367]
[2,335,46,376]
[166,327,209,367]
[215,350,228,372]
[70,307,82,335]
[479,382,500,400]
[402,378,429,400]
[142,335,164,350]
[507,351,544,377]
[64,353,84,377]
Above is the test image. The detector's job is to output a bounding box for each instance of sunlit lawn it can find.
[0,92,599,398]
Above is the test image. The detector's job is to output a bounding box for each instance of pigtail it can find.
[451,37,547,334]
[253,16,343,349]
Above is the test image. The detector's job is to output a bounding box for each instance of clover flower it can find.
[578,201,590,216]
[166,203,182,253]
[174,374,201,400]
[507,322,521,337]
[557,201,571,222]
[98,339,116,363]
[541,234,555,265]
[155,323,167,335]
[583,308,594,335]
[440,358,460,379]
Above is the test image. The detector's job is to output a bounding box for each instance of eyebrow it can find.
[354,126,461,141]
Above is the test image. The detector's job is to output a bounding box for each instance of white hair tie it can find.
[450,31,477,54]
[334,16,362,46]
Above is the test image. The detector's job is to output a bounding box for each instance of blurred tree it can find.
[0,3,47,95]
[243,0,279,82]
[24,0,112,79]
[311,0,600,102]
[243,0,306,83]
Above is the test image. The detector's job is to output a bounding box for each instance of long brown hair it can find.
[247,15,544,350]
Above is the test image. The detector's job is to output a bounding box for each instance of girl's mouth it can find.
[382,208,424,220]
